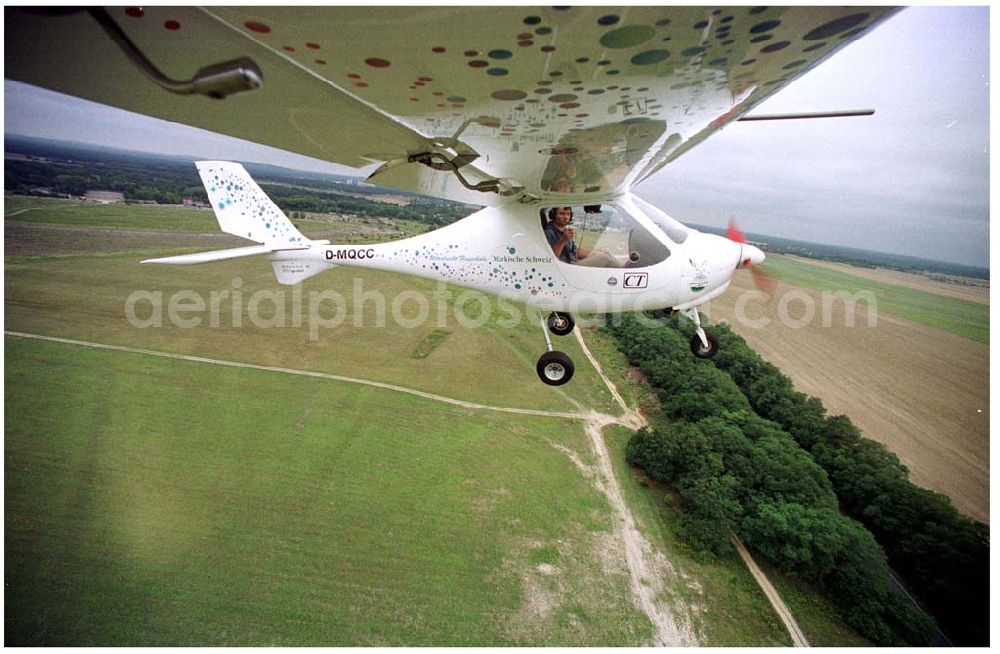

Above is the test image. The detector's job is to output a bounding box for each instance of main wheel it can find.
[547,311,575,336]
[536,351,575,385]
[690,332,719,359]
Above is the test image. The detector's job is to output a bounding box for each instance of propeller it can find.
[726,218,775,294]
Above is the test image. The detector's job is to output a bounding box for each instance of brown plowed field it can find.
[703,263,989,524]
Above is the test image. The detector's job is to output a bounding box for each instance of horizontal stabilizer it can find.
[142,244,283,265]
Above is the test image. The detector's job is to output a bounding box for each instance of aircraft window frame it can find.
[631,196,689,244]
[539,203,671,269]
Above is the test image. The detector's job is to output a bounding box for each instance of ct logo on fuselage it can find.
[623,272,648,289]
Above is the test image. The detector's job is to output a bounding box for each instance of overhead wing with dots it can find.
[5,6,898,203]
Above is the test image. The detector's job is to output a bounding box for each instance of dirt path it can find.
[731,535,809,647]
[583,413,695,646]
[575,327,813,647]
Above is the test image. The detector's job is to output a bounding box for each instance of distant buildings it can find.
[83,190,124,203]
[181,196,210,208]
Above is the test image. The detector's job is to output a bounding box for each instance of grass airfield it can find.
[5,196,872,645]
[6,337,648,645]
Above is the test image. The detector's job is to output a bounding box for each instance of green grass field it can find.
[5,337,652,646]
[760,255,988,344]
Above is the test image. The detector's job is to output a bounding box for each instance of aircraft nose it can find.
[741,244,765,267]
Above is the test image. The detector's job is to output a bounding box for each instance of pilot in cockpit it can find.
[545,206,621,267]
[544,206,586,264]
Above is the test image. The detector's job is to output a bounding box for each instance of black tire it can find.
[690,332,719,359]
[547,311,575,336]
[536,351,575,385]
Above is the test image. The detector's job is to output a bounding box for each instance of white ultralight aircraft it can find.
[6,6,898,385]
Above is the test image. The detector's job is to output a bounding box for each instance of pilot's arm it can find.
[546,226,573,259]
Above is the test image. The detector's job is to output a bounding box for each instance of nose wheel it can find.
[535,312,575,385]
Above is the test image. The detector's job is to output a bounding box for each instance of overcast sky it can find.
[4,6,990,267]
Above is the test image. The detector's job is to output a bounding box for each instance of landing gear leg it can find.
[536,312,575,385]
[682,308,719,359]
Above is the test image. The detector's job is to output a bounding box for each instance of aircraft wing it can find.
[6,6,898,204]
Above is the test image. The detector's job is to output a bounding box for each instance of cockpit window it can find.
[541,204,670,268]
[632,196,689,244]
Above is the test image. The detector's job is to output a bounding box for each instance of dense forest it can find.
[4,136,474,228]
[605,313,987,646]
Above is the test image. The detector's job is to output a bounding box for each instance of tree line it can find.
[605,313,986,645]
[5,153,472,229]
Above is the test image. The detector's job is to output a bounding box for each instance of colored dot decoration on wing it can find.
[518,40,533,47]
[749,6,768,15]
[432,46,446,53]
[535,26,552,35]
[464,50,479,57]
[681,46,706,57]
[783,59,807,69]
[347,73,361,79]
[750,34,773,43]
[489,49,513,59]
[492,89,527,101]
[365,57,391,68]
[803,42,826,52]
[306,42,320,49]
[487,68,509,76]
[244,21,270,33]
[315,59,326,65]
[125,7,144,17]
[599,25,655,48]
[548,93,578,103]
[468,60,489,68]
[631,49,669,65]
[750,20,781,33]
[804,13,869,40]
[446,96,466,103]
[597,14,620,26]
[540,45,556,52]
[693,20,708,29]
[282,45,295,52]
[760,40,790,53]
[164,20,181,30]
[534,87,551,94]
[523,15,541,25]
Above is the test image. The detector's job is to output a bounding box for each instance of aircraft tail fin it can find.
[195,161,308,248]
